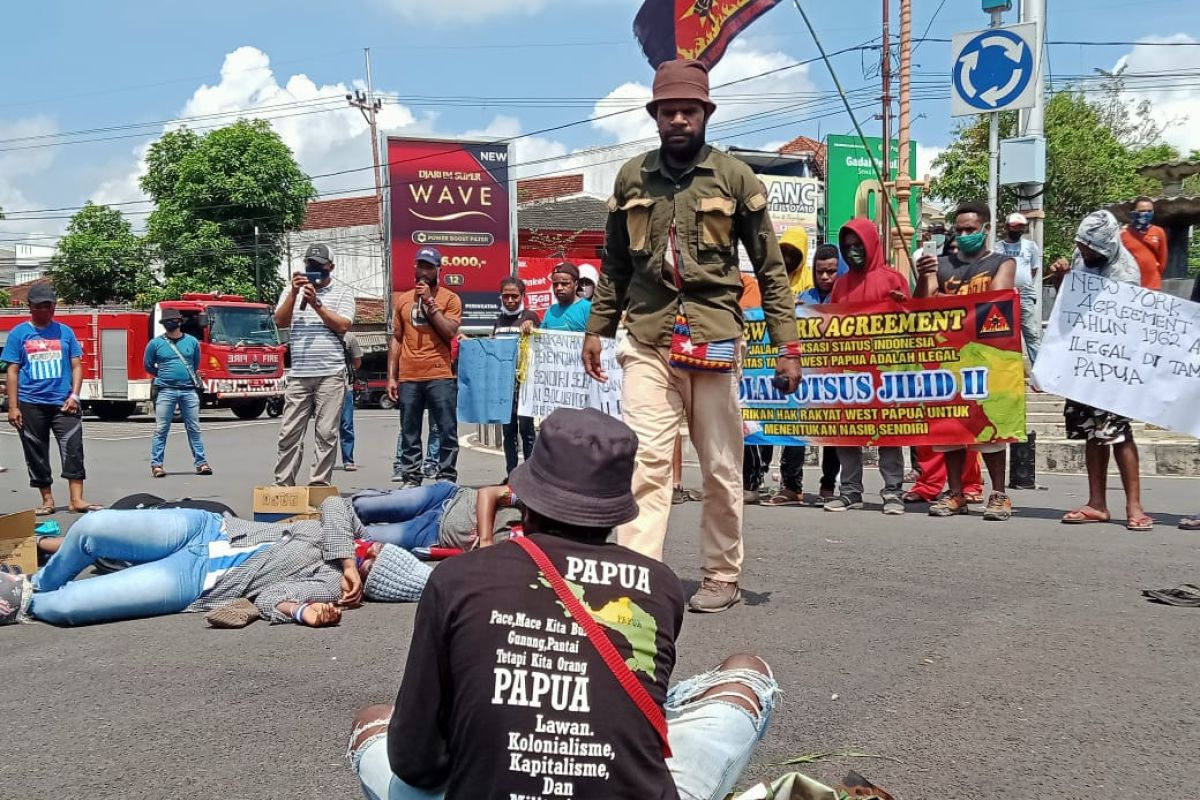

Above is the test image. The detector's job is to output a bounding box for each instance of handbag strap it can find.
[162,335,201,389]
[512,536,672,758]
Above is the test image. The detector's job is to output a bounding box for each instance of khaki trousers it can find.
[274,374,346,486]
[616,336,744,582]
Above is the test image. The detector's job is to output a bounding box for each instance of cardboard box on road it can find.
[0,510,38,576]
[252,486,340,523]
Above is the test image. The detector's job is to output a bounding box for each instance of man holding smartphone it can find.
[273,243,356,486]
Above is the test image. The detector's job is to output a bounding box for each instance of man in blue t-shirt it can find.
[143,306,210,478]
[538,262,592,332]
[2,283,99,515]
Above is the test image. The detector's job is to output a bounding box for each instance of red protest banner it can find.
[741,291,1028,446]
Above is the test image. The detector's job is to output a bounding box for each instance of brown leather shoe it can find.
[688,578,742,613]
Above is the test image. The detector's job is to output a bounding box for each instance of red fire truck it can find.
[0,294,286,420]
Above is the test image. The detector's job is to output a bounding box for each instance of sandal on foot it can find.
[151,466,166,478]
[34,505,56,517]
[1179,517,1200,531]
[1126,515,1154,532]
[68,504,104,513]
[763,490,804,507]
[196,464,213,476]
[1061,507,1110,525]
[1141,584,1200,607]
[902,490,930,504]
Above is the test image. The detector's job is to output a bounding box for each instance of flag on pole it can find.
[634,0,784,69]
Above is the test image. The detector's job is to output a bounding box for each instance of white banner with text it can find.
[517,331,623,419]
[1033,271,1200,436]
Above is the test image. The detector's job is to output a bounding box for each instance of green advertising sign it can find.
[824,134,921,247]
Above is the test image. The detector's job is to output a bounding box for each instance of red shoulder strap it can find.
[513,536,671,758]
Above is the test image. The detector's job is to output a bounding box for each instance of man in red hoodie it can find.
[825,219,910,514]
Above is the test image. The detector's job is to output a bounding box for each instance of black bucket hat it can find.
[508,408,639,528]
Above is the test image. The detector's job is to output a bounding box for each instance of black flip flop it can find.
[1142,584,1200,607]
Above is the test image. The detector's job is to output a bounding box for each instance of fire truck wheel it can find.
[231,400,268,420]
[94,402,137,422]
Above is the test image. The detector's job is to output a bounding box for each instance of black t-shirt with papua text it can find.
[388,533,686,800]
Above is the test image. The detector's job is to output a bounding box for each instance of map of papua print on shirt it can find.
[390,534,686,800]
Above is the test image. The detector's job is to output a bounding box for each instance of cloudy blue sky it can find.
[1,0,1197,245]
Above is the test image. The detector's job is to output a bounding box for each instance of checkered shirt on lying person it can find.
[186,496,362,624]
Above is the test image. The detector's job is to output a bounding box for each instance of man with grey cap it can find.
[583,58,802,612]
[3,282,100,515]
[273,242,356,486]
[346,407,779,800]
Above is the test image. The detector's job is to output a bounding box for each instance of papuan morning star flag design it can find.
[634,0,784,68]
[24,338,64,382]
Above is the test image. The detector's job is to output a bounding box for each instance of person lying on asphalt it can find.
[352,482,524,552]
[11,496,429,627]
[346,407,780,800]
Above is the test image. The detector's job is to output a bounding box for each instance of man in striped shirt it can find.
[274,243,356,486]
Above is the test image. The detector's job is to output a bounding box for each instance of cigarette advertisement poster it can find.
[387,137,513,325]
[741,292,1027,446]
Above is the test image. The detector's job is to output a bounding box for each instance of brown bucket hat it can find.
[646,59,717,115]
[508,407,640,529]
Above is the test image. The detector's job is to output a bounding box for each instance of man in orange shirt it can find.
[1122,196,1169,289]
[387,247,463,487]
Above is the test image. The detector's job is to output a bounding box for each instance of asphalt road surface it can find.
[2,410,1199,799]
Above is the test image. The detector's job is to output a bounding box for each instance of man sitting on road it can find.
[8,497,429,627]
[346,408,779,800]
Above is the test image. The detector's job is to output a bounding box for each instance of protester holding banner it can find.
[915,201,1017,521]
[535,262,592,332]
[493,277,539,476]
[389,247,462,488]
[583,59,801,613]
[1046,210,1154,531]
[765,243,842,507]
[820,219,911,514]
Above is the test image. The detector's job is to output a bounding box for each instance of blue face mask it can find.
[1131,210,1153,230]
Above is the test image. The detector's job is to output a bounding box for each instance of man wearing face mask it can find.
[998,212,1042,363]
[273,243,356,487]
[915,201,1016,522]
[576,263,600,301]
[582,59,801,613]
[1120,197,1168,290]
[144,307,210,478]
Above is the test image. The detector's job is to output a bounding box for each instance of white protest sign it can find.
[518,331,624,419]
[1033,270,1200,437]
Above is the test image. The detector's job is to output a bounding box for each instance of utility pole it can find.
[1020,0,1046,322]
[892,0,916,280]
[253,225,261,302]
[880,0,892,255]
[347,48,386,314]
[986,7,1004,247]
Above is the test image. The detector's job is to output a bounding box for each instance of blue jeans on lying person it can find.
[348,664,778,800]
[351,482,459,551]
[30,508,225,626]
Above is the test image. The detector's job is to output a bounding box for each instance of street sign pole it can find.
[986,8,1003,246]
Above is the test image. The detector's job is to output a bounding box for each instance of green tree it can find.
[0,289,11,308]
[48,202,151,306]
[929,84,1177,261]
[141,120,315,302]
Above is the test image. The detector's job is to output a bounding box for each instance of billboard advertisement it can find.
[516,256,602,316]
[825,135,920,245]
[763,174,820,264]
[387,137,514,326]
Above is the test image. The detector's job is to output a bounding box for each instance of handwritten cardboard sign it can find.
[517,331,623,419]
[1033,271,1200,437]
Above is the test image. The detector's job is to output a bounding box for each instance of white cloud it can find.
[380,0,551,23]
[916,144,944,180]
[0,116,65,238]
[1110,34,1200,154]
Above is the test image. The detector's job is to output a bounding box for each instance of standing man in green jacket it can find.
[582,59,801,613]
